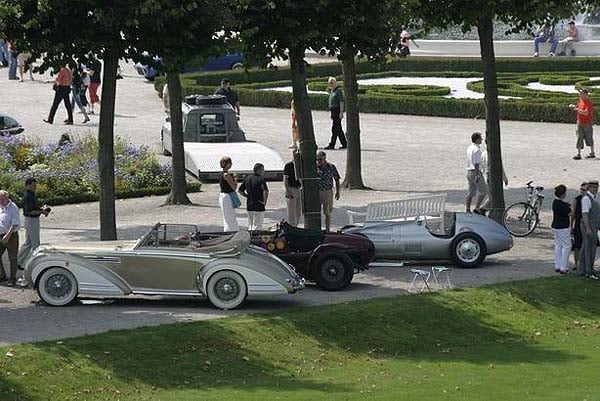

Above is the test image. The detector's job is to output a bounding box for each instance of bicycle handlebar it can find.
[526,180,533,186]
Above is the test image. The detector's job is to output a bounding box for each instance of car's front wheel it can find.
[206,270,247,310]
[37,267,78,306]
[450,233,486,268]
[312,252,354,291]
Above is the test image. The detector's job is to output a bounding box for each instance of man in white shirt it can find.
[578,180,600,279]
[465,132,488,214]
[0,190,21,286]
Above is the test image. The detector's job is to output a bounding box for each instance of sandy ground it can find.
[0,62,597,345]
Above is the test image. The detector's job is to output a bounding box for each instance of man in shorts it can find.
[571,88,594,160]
[465,132,488,214]
[316,151,341,231]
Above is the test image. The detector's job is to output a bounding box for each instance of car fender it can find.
[307,243,353,268]
[28,253,131,296]
[197,260,289,296]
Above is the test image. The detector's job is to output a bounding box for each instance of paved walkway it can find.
[0,62,597,345]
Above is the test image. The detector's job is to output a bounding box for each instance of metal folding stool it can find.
[431,266,453,290]
[408,268,431,293]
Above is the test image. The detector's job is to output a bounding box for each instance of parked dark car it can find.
[0,113,24,136]
[135,53,245,81]
[201,222,375,291]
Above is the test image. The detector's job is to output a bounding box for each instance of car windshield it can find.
[137,224,198,249]
[425,212,456,237]
[200,113,226,136]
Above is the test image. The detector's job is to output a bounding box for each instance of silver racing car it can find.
[342,212,513,268]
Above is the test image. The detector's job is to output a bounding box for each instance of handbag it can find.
[229,191,241,209]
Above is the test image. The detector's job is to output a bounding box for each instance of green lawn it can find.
[2,277,600,401]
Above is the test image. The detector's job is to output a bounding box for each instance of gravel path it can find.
[0,62,595,345]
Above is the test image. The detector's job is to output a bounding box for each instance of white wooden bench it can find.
[346,193,447,225]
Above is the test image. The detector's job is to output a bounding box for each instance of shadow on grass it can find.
[1,277,592,400]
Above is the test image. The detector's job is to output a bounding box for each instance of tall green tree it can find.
[320,0,414,189]
[11,0,150,239]
[234,0,327,230]
[414,0,583,221]
[139,0,232,205]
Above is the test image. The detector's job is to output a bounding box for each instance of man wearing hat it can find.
[578,179,600,279]
[571,88,594,160]
[214,78,240,114]
[17,178,51,268]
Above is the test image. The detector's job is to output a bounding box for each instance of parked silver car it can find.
[342,212,513,268]
[25,223,304,309]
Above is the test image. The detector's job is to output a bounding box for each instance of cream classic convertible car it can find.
[24,223,304,309]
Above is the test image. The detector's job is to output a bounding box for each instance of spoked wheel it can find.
[503,202,538,237]
[37,267,78,306]
[206,270,247,310]
[312,252,354,291]
[450,233,486,268]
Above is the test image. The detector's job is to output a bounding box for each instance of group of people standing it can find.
[218,151,341,233]
[552,180,600,279]
[43,56,102,125]
[0,179,51,286]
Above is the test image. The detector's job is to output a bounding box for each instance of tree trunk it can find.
[164,70,192,205]
[477,15,505,223]
[98,49,118,240]
[341,52,367,189]
[289,46,321,230]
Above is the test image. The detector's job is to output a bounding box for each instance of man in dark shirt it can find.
[283,160,302,226]
[239,163,268,230]
[316,151,341,231]
[18,178,50,267]
[214,78,240,114]
[324,77,347,150]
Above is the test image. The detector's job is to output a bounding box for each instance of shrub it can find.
[0,134,200,206]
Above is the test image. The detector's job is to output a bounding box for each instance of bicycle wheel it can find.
[503,202,539,237]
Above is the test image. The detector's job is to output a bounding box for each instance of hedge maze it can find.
[155,57,600,123]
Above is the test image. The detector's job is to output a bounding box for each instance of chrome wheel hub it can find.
[45,274,72,299]
[457,239,480,263]
[215,278,239,301]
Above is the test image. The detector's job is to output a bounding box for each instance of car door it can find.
[110,247,200,294]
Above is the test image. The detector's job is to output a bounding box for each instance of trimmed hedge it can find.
[155,58,600,123]
[28,182,202,207]
[305,82,451,97]
[185,57,600,86]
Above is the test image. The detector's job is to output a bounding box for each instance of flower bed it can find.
[0,135,200,206]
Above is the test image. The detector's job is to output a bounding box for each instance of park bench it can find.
[346,193,447,225]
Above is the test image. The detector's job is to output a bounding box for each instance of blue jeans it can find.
[8,51,17,79]
[534,36,558,54]
[0,42,7,65]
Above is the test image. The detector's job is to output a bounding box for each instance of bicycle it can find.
[503,181,545,237]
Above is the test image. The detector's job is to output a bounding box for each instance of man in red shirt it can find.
[43,65,73,125]
[572,88,594,160]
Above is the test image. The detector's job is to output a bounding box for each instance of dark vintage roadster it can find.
[201,222,375,291]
